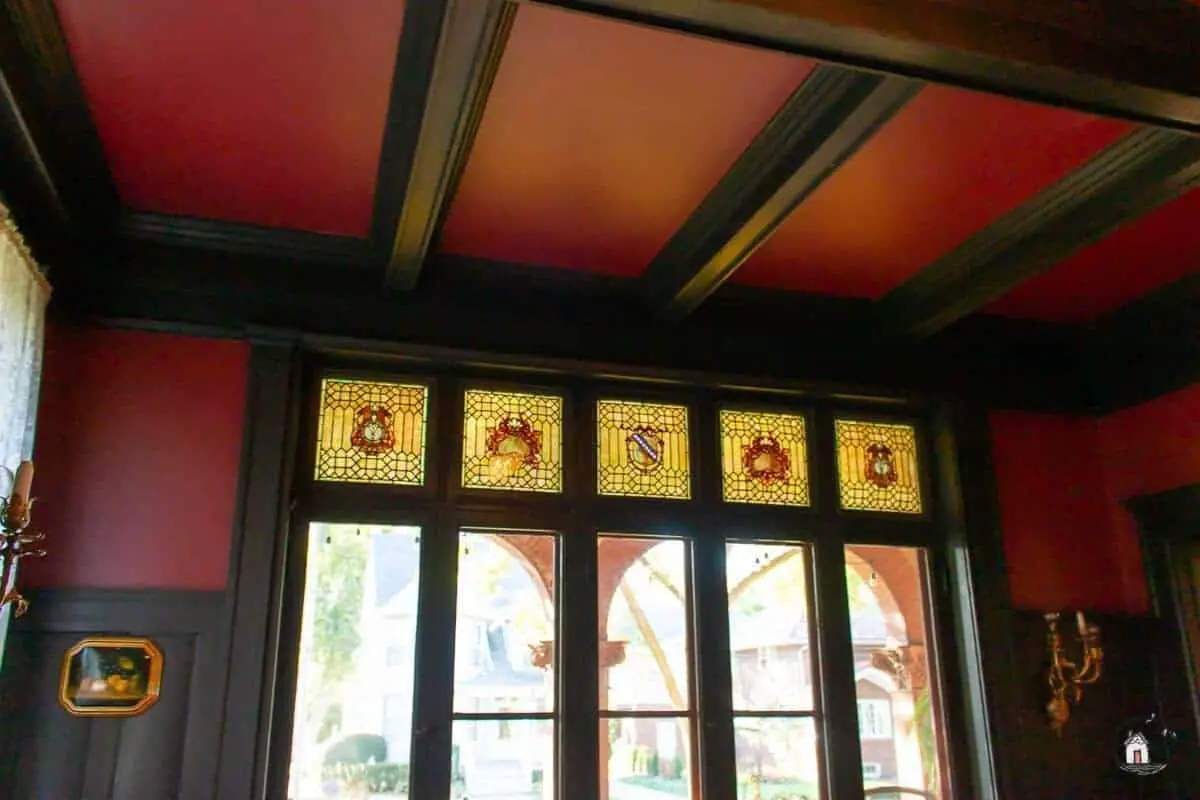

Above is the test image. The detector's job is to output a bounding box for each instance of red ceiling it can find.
[731,86,1131,298]
[437,4,815,276]
[46,0,1192,320]
[54,0,405,236]
[986,186,1200,322]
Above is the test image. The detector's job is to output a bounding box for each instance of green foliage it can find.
[320,762,408,793]
[310,528,370,687]
[914,686,939,788]
[303,526,370,745]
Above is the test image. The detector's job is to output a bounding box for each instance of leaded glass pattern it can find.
[461,389,564,493]
[314,378,429,485]
[596,400,691,499]
[719,409,810,506]
[834,419,922,514]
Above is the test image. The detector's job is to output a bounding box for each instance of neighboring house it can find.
[612,607,903,784]
[345,533,552,796]
[729,611,901,782]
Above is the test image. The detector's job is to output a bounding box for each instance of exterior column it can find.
[892,644,929,791]
[597,640,627,800]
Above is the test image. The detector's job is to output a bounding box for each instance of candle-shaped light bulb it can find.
[1076,610,1087,636]
[12,461,33,502]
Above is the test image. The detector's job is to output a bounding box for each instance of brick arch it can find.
[597,537,666,629]
[486,532,556,610]
[844,546,926,647]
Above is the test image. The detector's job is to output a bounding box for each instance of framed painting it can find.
[58,636,163,717]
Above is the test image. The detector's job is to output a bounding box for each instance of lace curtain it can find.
[0,203,51,668]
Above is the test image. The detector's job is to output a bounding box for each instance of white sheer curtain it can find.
[0,203,51,669]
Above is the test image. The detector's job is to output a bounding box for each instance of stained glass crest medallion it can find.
[835,419,922,514]
[462,389,563,492]
[315,378,429,485]
[350,405,395,454]
[597,400,690,499]
[626,426,665,473]
[720,409,809,506]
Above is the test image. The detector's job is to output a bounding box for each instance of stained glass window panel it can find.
[835,419,922,514]
[461,389,564,493]
[596,400,691,499]
[314,378,429,486]
[719,409,810,506]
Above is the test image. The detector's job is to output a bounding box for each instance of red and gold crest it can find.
[485,415,542,478]
[865,443,898,487]
[742,434,791,484]
[350,405,395,454]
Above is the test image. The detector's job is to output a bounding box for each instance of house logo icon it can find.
[1117,715,1173,776]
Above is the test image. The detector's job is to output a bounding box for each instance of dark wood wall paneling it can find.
[1003,610,1198,799]
[1127,485,1200,796]
[0,589,225,800]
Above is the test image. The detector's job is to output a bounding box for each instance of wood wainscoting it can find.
[0,588,226,800]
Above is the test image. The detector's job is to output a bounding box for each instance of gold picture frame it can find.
[58,636,163,717]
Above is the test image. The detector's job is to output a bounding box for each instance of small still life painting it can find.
[58,636,163,717]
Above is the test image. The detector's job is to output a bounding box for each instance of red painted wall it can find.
[22,324,248,590]
[993,383,1200,613]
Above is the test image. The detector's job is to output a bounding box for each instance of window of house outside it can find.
[275,373,963,799]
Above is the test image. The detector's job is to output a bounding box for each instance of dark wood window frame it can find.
[217,341,1005,800]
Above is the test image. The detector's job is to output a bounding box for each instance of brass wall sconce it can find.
[1045,610,1103,736]
[1,461,46,618]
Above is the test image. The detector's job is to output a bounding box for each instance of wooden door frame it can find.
[1127,483,1200,793]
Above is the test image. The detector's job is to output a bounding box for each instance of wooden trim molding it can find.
[640,65,919,319]
[120,212,372,266]
[0,0,118,271]
[1083,273,1200,414]
[56,244,1095,412]
[373,0,516,289]
[879,129,1200,339]
[214,339,301,800]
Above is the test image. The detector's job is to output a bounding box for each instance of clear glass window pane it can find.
[454,531,557,714]
[846,545,949,798]
[599,537,691,711]
[734,717,821,799]
[726,542,815,712]
[286,524,421,799]
[604,716,693,800]
[451,719,554,799]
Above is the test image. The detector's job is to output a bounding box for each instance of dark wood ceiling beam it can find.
[1083,272,1200,414]
[878,128,1200,339]
[373,0,516,290]
[120,212,373,266]
[0,0,119,269]
[532,0,1200,133]
[57,245,1093,412]
[640,65,919,320]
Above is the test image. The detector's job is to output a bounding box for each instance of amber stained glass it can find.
[461,389,564,493]
[719,409,810,506]
[596,400,691,499]
[314,378,429,485]
[835,419,922,513]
